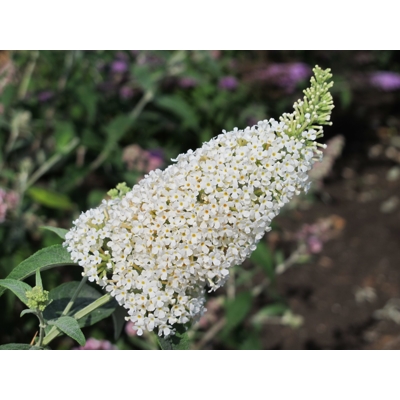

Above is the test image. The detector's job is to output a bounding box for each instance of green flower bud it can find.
[26,286,50,311]
[107,182,130,199]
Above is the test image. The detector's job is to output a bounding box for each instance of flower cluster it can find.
[64,66,334,337]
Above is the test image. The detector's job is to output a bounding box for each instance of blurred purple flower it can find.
[0,188,19,223]
[178,77,198,88]
[123,144,164,174]
[37,91,54,102]
[0,203,7,223]
[5,190,19,209]
[219,76,238,90]
[247,62,311,93]
[296,215,345,255]
[147,149,164,171]
[111,60,128,73]
[119,85,135,100]
[73,338,118,350]
[307,236,323,254]
[370,71,400,91]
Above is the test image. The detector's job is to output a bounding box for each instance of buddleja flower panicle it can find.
[64,65,334,337]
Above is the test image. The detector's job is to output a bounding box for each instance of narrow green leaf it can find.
[43,281,117,330]
[76,87,97,124]
[0,279,32,305]
[0,245,76,298]
[131,64,159,92]
[239,333,262,350]
[251,303,289,328]
[54,121,75,152]
[0,343,43,350]
[47,316,86,346]
[258,303,288,317]
[20,309,38,318]
[111,306,128,341]
[35,269,42,288]
[40,226,68,240]
[158,324,190,350]
[220,291,253,338]
[0,85,17,108]
[155,95,199,129]
[275,250,285,266]
[251,241,275,281]
[27,186,74,210]
[103,115,133,147]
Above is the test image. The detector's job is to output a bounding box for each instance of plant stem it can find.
[128,89,154,120]
[26,137,80,189]
[88,89,154,173]
[37,311,46,347]
[62,276,88,316]
[193,318,226,350]
[42,293,112,346]
[73,293,112,320]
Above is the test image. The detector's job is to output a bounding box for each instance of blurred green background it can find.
[1,50,400,349]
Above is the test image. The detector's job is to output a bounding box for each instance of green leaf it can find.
[0,84,17,108]
[76,87,97,124]
[220,291,253,338]
[155,95,199,129]
[43,281,117,329]
[0,279,32,305]
[54,121,75,152]
[251,303,289,328]
[251,241,275,281]
[275,250,285,266]
[131,64,160,92]
[0,343,43,350]
[35,269,42,288]
[103,115,133,147]
[27,186,74,210]
[239,333,262,350]
[47,316,86,346]
[40,226,68,240]
[111,306,128,341]
[20,309,38,318]
[0,245,76,298]
[158,324,190,350]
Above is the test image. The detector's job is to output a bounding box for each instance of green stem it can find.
[17,51,39,100]
[88,89,154,173]
[26,137,80,189]
[73,293,112,320]
[37,311,46,347]
[42,293,112,346]
[62,276,88,316]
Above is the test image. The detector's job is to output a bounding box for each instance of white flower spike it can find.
[64,66,334,337]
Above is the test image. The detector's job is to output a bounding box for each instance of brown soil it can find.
[260,161,400,350]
